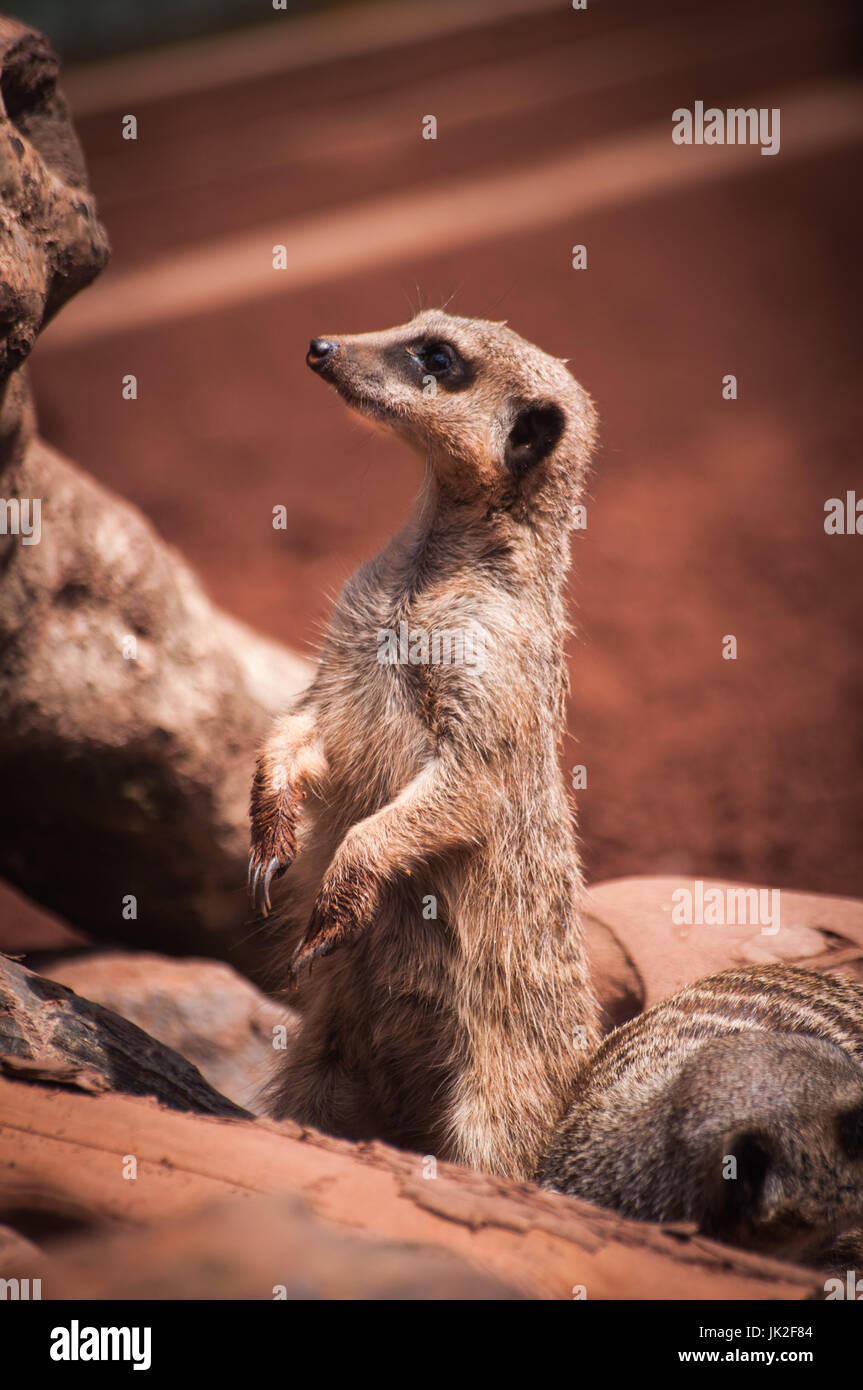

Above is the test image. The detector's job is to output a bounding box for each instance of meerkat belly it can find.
[280,882,458,1152]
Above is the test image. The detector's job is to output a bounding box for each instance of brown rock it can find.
[0,953,248,1119]
[585,876,863,1015]
[0,17,109,377]
[0,15,312,980]
[0,1222,42,1274]
[0,1074,821,1300]
[42,952,297,1112]
[583,912,643,1033]
[0,881,86,957]
[34,1193,524,1300]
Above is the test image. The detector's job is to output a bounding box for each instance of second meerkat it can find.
[249,310,599,1177]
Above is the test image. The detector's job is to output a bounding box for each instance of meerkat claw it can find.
[248,858,262,910]
[288,931,332,985]
[248,850,291,915]
[262,856,281,913]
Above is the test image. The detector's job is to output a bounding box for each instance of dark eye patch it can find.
[419,342,453,374]
[405,338,475,392]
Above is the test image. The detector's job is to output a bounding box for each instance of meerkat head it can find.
[686,1034,863,1263]
[305,310,596,518]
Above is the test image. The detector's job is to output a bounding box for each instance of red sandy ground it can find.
[7,0,861,949]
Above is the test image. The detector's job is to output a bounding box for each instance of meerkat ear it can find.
[837,1103,863,1157]
[702,1128,775,1240]
[504,401,565,477]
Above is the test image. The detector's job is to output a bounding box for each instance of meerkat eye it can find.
[415,341,456,376]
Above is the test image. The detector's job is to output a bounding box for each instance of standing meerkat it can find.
[539,964,863,1265]
[249,311,863,1257]
[248,310,600,1177]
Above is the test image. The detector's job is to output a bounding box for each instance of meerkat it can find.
[539,964,863,1266]
[249,313,863,1261]
[248,310,600,1178]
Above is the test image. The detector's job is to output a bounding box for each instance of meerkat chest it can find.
[318,576,493,805]
[316,622,435,806]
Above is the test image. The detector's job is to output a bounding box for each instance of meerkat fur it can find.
[249,310,599,1178]
[540,963,863,1265]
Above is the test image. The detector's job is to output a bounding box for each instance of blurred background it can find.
[5,0,863,953]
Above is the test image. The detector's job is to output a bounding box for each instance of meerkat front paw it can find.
[248,712,329,915]
[290,858,380,982]
[248,754,304,915]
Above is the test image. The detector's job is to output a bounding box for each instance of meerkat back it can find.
[539,963,863,1267]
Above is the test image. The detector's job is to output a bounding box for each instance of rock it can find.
[0,1223,43,1273]
[0,881,87,957]
[583,914,643,1033]
[42,952,297,1112]
[0,17,109,379]
[30,1193,525,1300]
[584,876,863,1015]
[0,19,312,983]
[0,1074,821,1300]
[0,954,249,1118]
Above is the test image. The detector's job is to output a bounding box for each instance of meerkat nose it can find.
[307,337,338,370]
